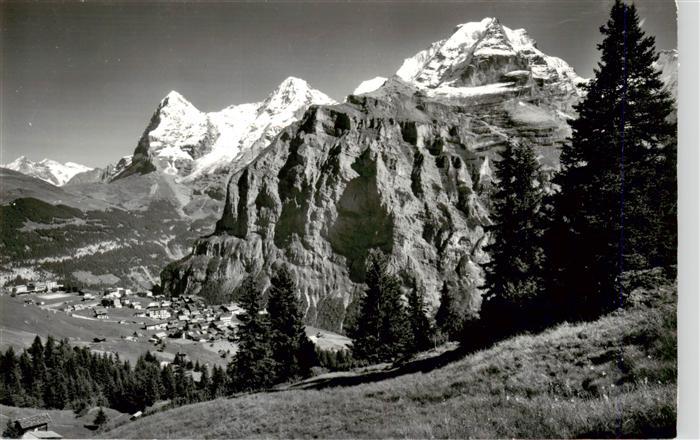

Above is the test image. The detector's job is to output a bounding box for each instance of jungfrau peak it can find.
[396,17,585,108]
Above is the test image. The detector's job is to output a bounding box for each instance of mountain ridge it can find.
[2,156,93,186]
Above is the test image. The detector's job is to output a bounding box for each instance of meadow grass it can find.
[105,284,676,439]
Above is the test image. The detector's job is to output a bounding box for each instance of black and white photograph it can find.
[0,0,695,438]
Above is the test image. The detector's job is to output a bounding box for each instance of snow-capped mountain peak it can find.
[2,156,93,186]
[263,76,336,115]
[394,17,585,104]
[160,90,198,111]
[353,77,388,95]
[116,77,337,182]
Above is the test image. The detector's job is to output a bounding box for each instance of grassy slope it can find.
[106,284,677,439]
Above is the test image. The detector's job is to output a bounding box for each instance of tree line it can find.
[0,336,224,415]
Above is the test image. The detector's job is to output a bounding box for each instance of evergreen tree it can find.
[1,347,23,406]
[406,278,434,354]
[209,365,228,398]
[435,282,463,341]
[198,366,211,401]
[227,276,274,392]
[351,250,410,362]
[93,407,108,427]
[3,420,21,439]
[549,0,676,319]
[351,253,383,363]
[267,266,316,382]
[481,141,546,333]
[160,365,176,400]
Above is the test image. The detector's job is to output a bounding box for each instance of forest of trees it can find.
[0,336,223,414]
[226,266,320,393]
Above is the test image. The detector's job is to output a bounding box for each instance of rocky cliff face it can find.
[161,18,586,332]
[161,70,576,331]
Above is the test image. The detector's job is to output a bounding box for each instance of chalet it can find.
[94,308,109,319]
[147,308,171,320]
[219,313,235,323]
[45,281,61,292]
[145,322,167,331]
[154,331,167,340]
[12,285,28,294]
[32,283,48,293]
[14,414,52,435]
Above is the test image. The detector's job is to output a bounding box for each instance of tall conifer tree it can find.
[549,0,676,318]
[351,250,410,362]
[227,276,274,392]
[406,278,433,353]
[267,265,317,382]
[481,141,545,332]
[435,282,463,341]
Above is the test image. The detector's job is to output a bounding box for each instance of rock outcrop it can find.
[161,73,576,331]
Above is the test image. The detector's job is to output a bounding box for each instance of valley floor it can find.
[104,283,677,439]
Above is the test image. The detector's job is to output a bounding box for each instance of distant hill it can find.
[0,168,111,210]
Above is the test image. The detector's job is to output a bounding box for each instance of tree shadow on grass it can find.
[281,344,472,391]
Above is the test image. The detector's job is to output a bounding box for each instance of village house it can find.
[145,322,167,331]
[13,414,63,439]
[94,308,109,319]
[12,285,28,294]
[147,308,171,320]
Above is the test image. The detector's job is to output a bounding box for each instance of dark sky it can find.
[1,1,677,168]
